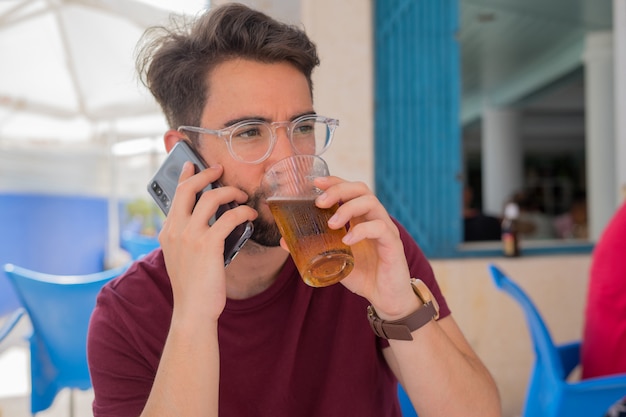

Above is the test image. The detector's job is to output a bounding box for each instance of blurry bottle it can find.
[502,202,520,257]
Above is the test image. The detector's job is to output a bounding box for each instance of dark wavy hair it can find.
[136,3,320,130]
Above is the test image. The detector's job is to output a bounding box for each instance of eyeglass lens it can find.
[229,118,331,162]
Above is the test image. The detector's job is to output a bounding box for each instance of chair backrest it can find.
[120,232,160,260]
[488,264,566,379]
[3,263,127,412]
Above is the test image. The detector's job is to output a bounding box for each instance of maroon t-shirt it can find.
[87,221,450,417]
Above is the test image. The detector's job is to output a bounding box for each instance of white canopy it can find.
[0,0,209,267]
[0,0,198,146]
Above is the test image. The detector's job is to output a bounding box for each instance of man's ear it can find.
[164,129,187,153]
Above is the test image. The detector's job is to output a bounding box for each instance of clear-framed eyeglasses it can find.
[178,114,339,164]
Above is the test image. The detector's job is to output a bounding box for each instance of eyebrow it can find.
[222,111,317,127]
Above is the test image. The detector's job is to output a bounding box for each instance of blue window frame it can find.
[373,0,593,258]
[374,0,462,258]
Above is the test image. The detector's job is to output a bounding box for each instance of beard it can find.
[246,189,282,247]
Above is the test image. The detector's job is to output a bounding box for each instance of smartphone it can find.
[147,141,254,267]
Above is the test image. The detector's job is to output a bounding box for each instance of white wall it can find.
[301,0,374,189]
[0,145,111,197]
[0,144,161,199]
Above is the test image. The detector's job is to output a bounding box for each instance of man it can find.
[87,4,501,416]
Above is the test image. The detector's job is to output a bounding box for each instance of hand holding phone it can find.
[147,141,254,266]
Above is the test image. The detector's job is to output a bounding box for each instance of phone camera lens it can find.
[151,182,163,196]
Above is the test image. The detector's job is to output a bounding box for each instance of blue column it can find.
[374,0,461,257]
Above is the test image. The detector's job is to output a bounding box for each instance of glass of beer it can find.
[262,155,354,287]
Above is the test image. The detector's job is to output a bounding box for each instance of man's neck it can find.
[224,241,290,300]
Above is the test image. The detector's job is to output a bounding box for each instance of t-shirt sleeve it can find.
[88,292,148,416]
[375,219,450,350]
[375,219,451,350]
[395,218,451,319]
[87,257,171,417]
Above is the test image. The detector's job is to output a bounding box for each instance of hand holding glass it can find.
[263,155,354,287]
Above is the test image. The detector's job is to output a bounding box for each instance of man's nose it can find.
[268,125,296,162]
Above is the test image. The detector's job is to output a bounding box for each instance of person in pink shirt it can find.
[582,201,626,416]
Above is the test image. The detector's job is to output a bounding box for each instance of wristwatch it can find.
[367,278,440,341]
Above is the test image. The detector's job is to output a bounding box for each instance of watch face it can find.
[411,278,440,319]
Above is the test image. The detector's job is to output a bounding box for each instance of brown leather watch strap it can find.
[367,302,437,341]
[367,278,440,341]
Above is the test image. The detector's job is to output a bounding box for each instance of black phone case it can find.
[147,141,254,266]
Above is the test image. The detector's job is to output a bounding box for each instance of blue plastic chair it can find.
[3,263,128,416]
[398,384,417,416]
[489,264,626,417]
[120,232,160,260]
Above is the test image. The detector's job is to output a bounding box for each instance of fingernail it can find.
[342,232,354,245]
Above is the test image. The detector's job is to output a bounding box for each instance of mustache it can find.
[245,188,264,211]
[242,187,282,247]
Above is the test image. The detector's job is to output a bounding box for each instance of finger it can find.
[201,204,257,246]
[314,175,344,188]
[168,164,224,219]
[331,195,394,228]
[342,219,401,254]
[314,177,372,209]
[190,187,257,234]
[314,178,394,232]
[279,237,289,252]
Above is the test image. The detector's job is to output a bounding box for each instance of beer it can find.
[268,196,354,287]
